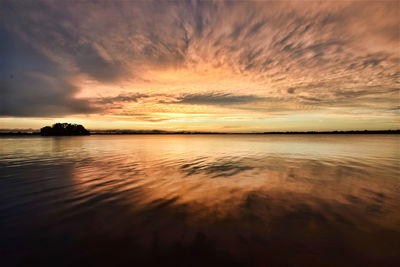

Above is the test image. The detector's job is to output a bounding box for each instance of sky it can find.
[0,0,399,132]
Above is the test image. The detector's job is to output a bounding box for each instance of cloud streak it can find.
[161,93,267,106]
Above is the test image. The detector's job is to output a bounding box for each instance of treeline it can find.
[261,130,400,134]
[40,123,90,136]
[1,129,399,135]
[92,129,400,135]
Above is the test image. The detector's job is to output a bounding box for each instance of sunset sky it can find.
[1,0,399,132]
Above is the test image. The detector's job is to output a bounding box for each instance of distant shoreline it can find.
[1,130,399,135]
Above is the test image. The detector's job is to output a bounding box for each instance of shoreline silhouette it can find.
[1,129,399,135]
[40,123,90,136]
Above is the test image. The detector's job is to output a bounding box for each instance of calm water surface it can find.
[1,135,399,266]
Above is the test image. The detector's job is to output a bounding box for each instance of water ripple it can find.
[1,135,399,266]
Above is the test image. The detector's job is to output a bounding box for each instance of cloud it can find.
[162,93,267,106]
[0,0,399,128]
[287,88,296,94]
[91,92,273,118]
[0,27,98,117]
[74,43,125,82]
[96,93,150,105]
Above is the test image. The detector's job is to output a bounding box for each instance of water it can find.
[1,135,399,266]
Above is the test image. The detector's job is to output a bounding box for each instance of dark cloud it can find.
[245,20,268,38]
[0,27,98,117]
[162,93,266,106]
[96,93,149,105]
[2,1,127,83]
[75,43,125,83]
[0,79,98,117]
[298,96,322,103]
[94,92,268,108]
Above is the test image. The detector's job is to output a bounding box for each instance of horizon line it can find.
[1,129,399,135]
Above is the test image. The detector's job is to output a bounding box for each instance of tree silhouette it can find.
[40,123,90,136]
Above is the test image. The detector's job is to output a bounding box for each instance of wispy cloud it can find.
[160,93,267,106]
[96,93,150,105]
[0,0,399,130]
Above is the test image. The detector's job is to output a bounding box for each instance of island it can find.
[40,123,90,136]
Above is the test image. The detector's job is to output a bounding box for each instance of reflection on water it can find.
[0,135,399,266]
